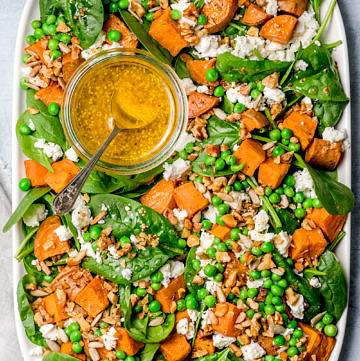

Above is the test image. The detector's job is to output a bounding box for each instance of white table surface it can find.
[0,0,359,360]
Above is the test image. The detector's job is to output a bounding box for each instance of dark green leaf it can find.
[40,0,104,49]
[275,209,300,235]
[318,250,347,321]
[310,0,324,22]
[313,101,347,134]
[139,343,161,361]
[3,187,51,232]
[174,55,190,79]
[221,96,234,115]
[193,0,205,9]
[120,10,173,65]
[193,348,230,361]
[204,116,241,148]
[43,353,81,361]
[191,150,234,177]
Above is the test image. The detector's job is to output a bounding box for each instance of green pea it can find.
[261,270,271,278]
[186,296,198,309]
[120,235,131,247]
[221,150,231,159]
[48,39,59,51]
[116,350,126,360]
[31,20,42,29]
[206,247,216,259]
[151,282,161,291]
[204,294,217,307]
[20,77,29,90]
[256,81,265,92]
[274,187,284,195]
[312,198,322,208]
[195,177,203,184]
[287,347,298,357]
[125,356,135,361]
[271,296,282,306]
[271,284,284,296]
[46,15,57,24]
[241,180,249,189]
[26,35,36,44]
[213,237,221,245]
[34,28,44,39]
[89,226,102,240]
[22,54,31,64]
[204,155,216,166]
[271,273,282,282]
[91,240,98,250]
[303,198,313,208]
[241,226,248,236]
[234,103,246,113]
[250,89,261,100]
[281,128,292,139]
[204,264,217,277]
[278,279,288,288]
[284,186,295,197]
[56,16,66,25]
[69,322,80,332]
[263,187,272,197]
[273,335,285,346]
[214,273,223,282]
[217,243,227,252]
[185,142,194,153]
[251,246,262,257]
[265,294,273,304]
[214,86,225,97]
[50,49,62,59]
[225,154,236,166]
[47,24,57,35]
[275,304,285,312]
[287,320,298,329]
[218,203,229,215]
[108,30,122,42]
[289,142,301,152]
[149,300,161,312]
[264,356,275,361]
[246,309,255,319]
[269,129,281,141]
[197,14,207,25]
[285,175,295,186]
[60,33,71,44]
[293,328,304,338]
[322,313,334,325]
[177,299,186,311]
[43,274,54,283]
[212,195,222,206]
[72,342,82,354]
[282,313,289,324]
[264,304,275,315]
[216,215,225,225]
[295,207,306,219]
[94,328,102,336]
[70,330,82,342]
[178,149,188,160]
[292,192,304,203]
[47,102,60,115]
[215,158,226,170]
[261,242,274,253]
[136,287,147,297]
[197,288,209,300]
[100,321,109,328]
[286,257,294,266]
[192,259,201,272]
[224,185,233,193]
[249,270,261,279]
[239,288,247,300]
[247,288,258,298]
[151,271,163,283]
[314,321,325,330]
[205,68,219,82]
[171,9,182,19]
[272,145,285,157]
[177,238,187,248]
[288,337,297,347]
[109,2,119,11]
[215,263,224,274]
[233,180,242,191]
[19,178,31,191]
[269,192,280,204]
[230,228,240,240]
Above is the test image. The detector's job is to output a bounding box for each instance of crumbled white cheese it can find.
[187,309,199,322]
[31,259,39,266]
[241,342,266,361]
[212,332,236,348]
[224,191,250,210]
[171,0,196,26]
[197,85,209,94]
[180,78,197,96]
[65,147,79,162]
[249,230,275,243]
[102,327,118,350]
[130,235,138,245]
[163,158,191,181]
[54,225,73,242]
[205,279,222,294]
[247,279,264,289]
[193,34,231,59]
[173,208,188,230]
[293,168,316,198]
[108,245,120,259]
[71,195,92,229]
[40,324,58,341]
[287,294,305,319]
[201,308,213,329]
[253,209,269,232]
[226,86,265,110]
[200,231,215,250]
[294,59,309,72]
[264,0,278,16]
[203,205,219,224]
[322,127,347,143]
[121,268,133,281]
[28,119,36,131]
[310,277,321,288]
[273,231,292,257]
[34,138,63,162]
[302,96,313,109]
[23,204,48,227]
[174,131,196,152]
[176,317,195,340]
[160,261,185,287]
[263,87,286,105]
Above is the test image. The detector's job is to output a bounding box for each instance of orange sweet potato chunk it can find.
[258,158,290,189]
[160,333,191,361]
[188,91,220,118]
[115,328,144,356]
[103,14,138,49]
[182,54,219,86]
[149,8,188,56]
[232,139,265,176]
[210,224,231,241]
[212,302,241,337]
[175,310,191,324]
[44,159,80,193]
[278,0,308,17]
[289,228,327,261]
[242,3,272,26]
[241,109,269,132]
[25,40,47,63]
[60,342,86,360]
[43,292,69,322]
[154,275,186,313]
[34,216,71,261]
[305,138,342,170]
[24,160,48,187]
[74,277,109,317]
[299,323,336,361]
[36,83,64,107]
[282,111,318,150]
[307,207,347,242]
[174,182,209,218]
[62,53,84,83]
[202,0,238,33]
[192,335,215,358]
[260,15,298,45]
[51,265,93,301]
[140,179,176,215]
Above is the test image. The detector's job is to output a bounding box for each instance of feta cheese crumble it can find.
[54,225,73,242]
[23,204,48,227]
[34,138,63,161]
[28,119,36,131]
[176,317,195,340]
[294,59,309,71]
[200,231,215,250]
[40,324,58,341]
[264,0,278,16]
[121,268,133,281]
[322,127,347,143]
[65,147,79,162]
[193,34,231,59]
[241,342,266,361]
[263,87,286,105]
[160,261,185,287]
[163,158,190,181]
[180,78,197,96]
[102,327,118,350]
[212,332,236,348]
[287,294,305,319]
[71,195,92,229]
[253,209,269,232]
[203,205,219,224]
[273,231,292,257]
[310,277,321,288]
[293,168,316,198]
[247,279,264,289]
[174,131,196,152]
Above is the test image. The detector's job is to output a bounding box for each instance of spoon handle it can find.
[52,126,122,215]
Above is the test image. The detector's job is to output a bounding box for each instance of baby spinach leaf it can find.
[3,186,51,232]
[313,101,348,134]
[221,96,234,115]
[119,284,175,343]
[193,348,230,361]
[16,111,53,172]
[216,52,290,83]
[275,209,300,235]
[15,226,39,261]
[120,10,173,65]
[17,275,47,347]
[174,55,191,79]
[185,246,202,296]
[318,250,347,321]
[305,164,354,215]
[310,0,324,23]
[191,150,234,177]
[139,343,161,361]
[40,0,104,49]
[193,0,205,9]
[43,353,81,361]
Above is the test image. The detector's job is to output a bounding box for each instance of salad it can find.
[5,0,354,361]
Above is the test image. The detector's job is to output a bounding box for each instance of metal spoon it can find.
[52,92,156,215]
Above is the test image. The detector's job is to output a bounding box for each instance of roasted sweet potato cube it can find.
[307,207,347,242]
[174,182,209,218]
[182,54,219,86]
[175,310,191,324]
[232,139,265,176]
[241,109,269,132]
[299,323,336,361]
[160,333,191,361]
[202,0,238,33]
[149,8,188,56]
[259,15,298,45]
[282,111,318,150]
[74,277,109,317]
[24,160,48,187]
[289,228,327,261]
[25,40,47,63]
[209,224,231,241]
[192,335,215,358]
[212,302,241,337]
[278,0,308,17]
[258,158,290,189]
[103,14,138,49]
[305,138,342,170]
[43,292,69,322]
[140,179,176,215]
[242,3,272,25]
[115,328,144,356]
[36,82,64,107]
[51,265,93,301]
[188,91,220,118]
[154,275,186,313]
[60,342,86,360]
[34,216,71,261]
[62,53,84,83]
